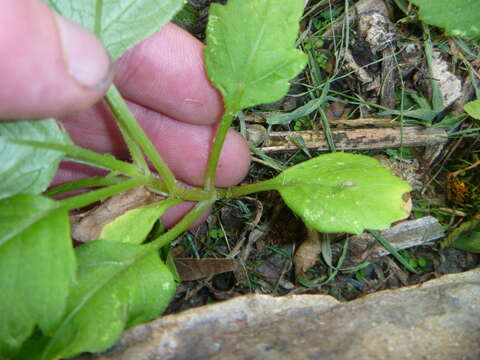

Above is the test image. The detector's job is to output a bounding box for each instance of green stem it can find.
[13,140,140,177]
[59,176,149,211]
[146,199,214,251]
[147,176,215,201]
[370,231,421,274]
[319,107,336,152]
[176,187,215,201]
[45,175,126,197]
[118,125,150,172]
[218,178,280,199]
[94,0,103,37]
[204,112,235,191]
[105,86,179,195]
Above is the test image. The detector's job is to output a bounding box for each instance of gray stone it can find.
[77,269,480,360]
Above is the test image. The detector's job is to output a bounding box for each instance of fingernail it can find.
[54,13,112,89]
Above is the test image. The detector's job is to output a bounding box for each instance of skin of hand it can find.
[0,0,251,227]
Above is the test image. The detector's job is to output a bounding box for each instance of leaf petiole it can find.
[105,86,182,195]
[12,139,140,177]
[146,199,214,251]
[218,177,280,199]
[59,176,150,211]
[204,111,236,191]
[45,175,127,197]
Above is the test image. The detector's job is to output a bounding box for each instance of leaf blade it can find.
[204,0,307,113]
[46,0,184,60]
[464,99,480,120]
[274,153,411,234]
[0,119,71,199]
[41,241,176,359]
[0,195,75,358]
[99,199,181,244]
[411,0,480,38]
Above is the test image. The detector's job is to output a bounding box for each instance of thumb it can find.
[0,0,112,120]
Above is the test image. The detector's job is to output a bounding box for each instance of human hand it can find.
[0,1,251,226]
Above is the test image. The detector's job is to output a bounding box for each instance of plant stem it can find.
[146,199,214,251]
[93,0,103,37]
[13,140,140,176]
[105,86,180,195]
[176,187,215,201]
[218,178,280,199]
[118,125,150,172]
[59,176,149,211]
[148,176,214,201]
[45,175,126,197]
[204,112,235,191]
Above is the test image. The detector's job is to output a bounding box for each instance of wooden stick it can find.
[261,126,447,153]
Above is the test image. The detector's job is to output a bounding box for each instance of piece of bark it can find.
[70,186,164,242]
[261,126,447,153]
[380,48,397,110]
[245,114,400,128]
[341,47,377,87]
[322,0,390,42]
[335,216,445,267]
[329,117,397,127]
[175,258,237,281]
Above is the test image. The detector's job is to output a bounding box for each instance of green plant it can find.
[0,0,411,358]
[411,0,480,38]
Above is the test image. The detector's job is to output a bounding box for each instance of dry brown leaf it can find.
[175,258,237,281]
[293,227,321,277]
[70,185,165,242]
[447,160,480,205]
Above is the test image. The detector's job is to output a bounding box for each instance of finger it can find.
[114,23,223,126]
[131,103,251,187]
[0,0,112,120]
[58,101,251,188]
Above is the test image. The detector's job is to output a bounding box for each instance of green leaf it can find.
[411,0,480,38]
[40,241,176,359]
[267,97,326,125]
[464,99,480,120]
[442,217,480,253]
[204,0,307,113]
[99,199,181,244]
[46,0,184,60]
[274,153,411,234]
[12,331,49,360]
[0,195,75,358]
[12,139,140,177]
[379,108,439,122]
[0,119,71,199]
[370,231,421,274]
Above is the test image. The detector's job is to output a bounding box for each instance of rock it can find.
[76,269,480,360]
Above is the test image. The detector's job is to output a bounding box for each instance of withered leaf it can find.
[70,186,165,242]
[174,258,237,281]
[293,227,321,278]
